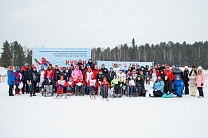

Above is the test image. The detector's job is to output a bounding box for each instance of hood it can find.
[75,65,79,71]
[16,67,20,73]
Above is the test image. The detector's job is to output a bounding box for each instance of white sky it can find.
[0,0,207,49]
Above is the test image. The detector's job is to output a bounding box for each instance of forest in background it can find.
[1,39,208,69]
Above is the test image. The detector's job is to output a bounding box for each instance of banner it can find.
[33,48,91,69]
[97,61,153,70]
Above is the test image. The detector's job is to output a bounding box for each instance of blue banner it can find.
[33,48,91,69]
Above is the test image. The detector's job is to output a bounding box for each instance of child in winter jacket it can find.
[56,76,68,95]
[172,76,184,97]
[100,77,110,100]
[75,76,85,94]
[196,66,205,98]
[144,75,154,97]
[67,77,74,94]
[87,74,97,98]
[85,67,93,94]
[14,67,23,95]
[126,75,136,96]
[7,66,15,96]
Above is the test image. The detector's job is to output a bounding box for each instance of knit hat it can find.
[175,64,179,68]
[166,65,170,68]
[192,66,196,68]
[176,75,180,78]
[103,77,107,80]
[33,66,37,70]
[185,66,188,69]
[55,65,58,67]
[9,66,13,70]
[25,63,28,66]
[31,64,34,67]
[198,66,202,70]
[110,67,113,70]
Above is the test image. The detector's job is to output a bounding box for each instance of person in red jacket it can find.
[75,76,85,94]
[100,77,110,101]
[44,64,54,79]
[87,74,97,99]
[67,77,74,94]
[93,65,99,94]
[164,65,173,85]
[56,76,68,95]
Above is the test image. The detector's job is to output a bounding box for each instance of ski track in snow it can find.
[1,82,208,138]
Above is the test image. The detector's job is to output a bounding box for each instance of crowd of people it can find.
[7,58,205,99]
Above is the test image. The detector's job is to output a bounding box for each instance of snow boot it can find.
[33,93,36,96]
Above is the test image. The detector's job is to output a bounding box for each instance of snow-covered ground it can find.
[1,82,208,138]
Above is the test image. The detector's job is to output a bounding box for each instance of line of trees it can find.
[0,40,32,68]
[91,39,208,69]
[1,39,208,69]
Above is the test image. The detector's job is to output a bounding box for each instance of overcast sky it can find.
[0,0,207,49]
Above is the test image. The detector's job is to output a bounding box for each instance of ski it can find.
[53,95,59,99]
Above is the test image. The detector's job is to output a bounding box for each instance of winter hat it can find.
[78,76,82,79]
[176,75,180,78]
[198,66,202,70]
[110,67,113,70]
[192,66,196,69]
[9,66,13,70]
[41,57,46,62]
[31,64,34,67]
[166,65,170,68]
[137,65,140,67]
[25,63,28,66]
[63,67,66,70]
[141,66,144,68]
[150,66,153,68]
[175,64,179,68]
[33,66,37,70]
[185,66,188,69]
[103,77,107,81]
[91,74,95,79]
[94,65,98,68]
[41,65,44,68]
[55,65,58,67]
[69,77,72,81]
[114,75,117,78]
[132,63,135,67]
[123,69,125,72]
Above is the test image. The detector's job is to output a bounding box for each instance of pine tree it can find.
[1,40,12,67]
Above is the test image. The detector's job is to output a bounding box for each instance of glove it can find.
[201,83,204,86]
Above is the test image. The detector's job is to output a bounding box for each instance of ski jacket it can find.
[111,78,121,87]
[21,66,30,80]
[71,66,83,81]
[67,81,74,87]
[154,81,164,93]
[172,79,184,92]
[56,80,68,87]
[136,79,145,90]
[87,78,98,87]
[99,81,110,89]
[196,70,205,88]
[61,71,68,81]
[85,71,93,82]
[14,67,23,84]
[54,69,61,81]
[44,68,54,79]
[7,70,15,85]
[75,79,85,86]
[172,68,183,81]
[164,70,173,82]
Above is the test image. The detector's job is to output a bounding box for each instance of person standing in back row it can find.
[189,66,197,96]
[7,66,15,96]
[182,66,189,95]
[21,63,30,94]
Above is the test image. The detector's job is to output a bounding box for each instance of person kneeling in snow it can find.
[87,74,97,99]
[100,77,110,101]
[172,75,184,97]
[55,76,68,95]
[75,76,85,94]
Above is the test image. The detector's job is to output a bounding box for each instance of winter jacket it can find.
[164,70,173,82]
[172,79,184,92]
[56,79,68,87]
[117,72,126,83]
[67,68,74,78]
[85,71,93,82]
[61,71,68,81]
[21,66,30,80]
[136,69,140,75]
[85,61,94,70]
[172,68,183,81]
[164,78,172,94]
[188,70,197,87]
[103,70,110,82]
[7,70,15,85]
[196,70,205,88]
[54,69,61,81]
[140,74,145,81]
[44,68,54,79]
[99,68,108,73]
[41,78,55,88]
[113,67,120,76]
[182,70,189,83]
[154,81,164,93]
[136,79,145,90]
[111,78,121,87]
[99,81,110,89]
[71,66,83,81]
[87,78,98,87]
[132,73,137,80]
[67,81,74,87]
[77,62,83,70]
[160,74,165,81]
[144,80,154,93]
[109,71,116,81]
[75,79,85,86]
[93,69,99,79]
[96,72,105,82]
[126,78,136,86]
[14,67,23,84]
[151,71,159,78]
[28,70,39,83]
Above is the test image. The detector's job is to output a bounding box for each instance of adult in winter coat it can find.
[117,70,126,85]
[163,76,172,98]
[144,75,154,97]
[14,67,23,95]
[96,71,105,84]
[28,64,34,80]
[103,68,110,82]
[189,66,197,96]
[136,65,140,75]
[71,65,83,81]
[182,66,189,95]
[172,76,184,97]
[109,67,116,82]
[44,64,54,79]
[100,77,110,99]
[136,76,145,96]
[41,74,56,90]
[38,65,45,90]
[93,65,100,94]
[54,65,60,83]
[61,67,68,81]
[21,63,30,94]
[67,64,74,78]
[153,75,164,97]
[85,59,94,71]
[196,66,205,98]
[77,59,83,71]
[28,66,39,97]
[164,65,173,85]
[151,68,159,83]
[172,64,183,82]
[140,66,146,75]
[99,64,107,73]
[126,66,132,74]
[7,66,15,96]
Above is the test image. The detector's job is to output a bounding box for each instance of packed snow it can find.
[1,82,208,138]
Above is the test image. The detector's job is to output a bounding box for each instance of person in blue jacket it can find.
[7,66,15,96]
[172,75,184,97]
[153,75,164,97]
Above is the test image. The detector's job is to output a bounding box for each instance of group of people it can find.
[7,58,205,99]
